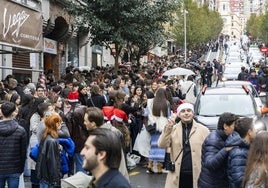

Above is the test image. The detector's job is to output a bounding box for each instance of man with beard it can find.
[158,103,210,188]
[80,128,131,188]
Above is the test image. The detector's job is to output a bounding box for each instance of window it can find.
[68,38,79,67]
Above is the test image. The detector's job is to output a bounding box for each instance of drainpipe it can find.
[1,45,6,80]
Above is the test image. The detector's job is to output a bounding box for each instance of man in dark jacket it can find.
[226,117,256,188]
[0,102,27,187]
[205,61,213,87]
[81,128,131,188]
[198,112,239,188]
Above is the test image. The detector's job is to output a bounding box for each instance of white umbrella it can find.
[163,67,195,76]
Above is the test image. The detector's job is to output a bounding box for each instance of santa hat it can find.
[112,108,131,123]
[102,106,115,121]
[177,102,194,115]
[67,91,79,103]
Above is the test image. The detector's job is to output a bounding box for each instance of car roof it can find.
[217,81,253,87]
[202,86,250,95]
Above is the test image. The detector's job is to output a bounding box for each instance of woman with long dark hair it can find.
[146,87,170,174]
[242,131,268,188]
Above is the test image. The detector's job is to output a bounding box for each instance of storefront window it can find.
[68,38,79,67]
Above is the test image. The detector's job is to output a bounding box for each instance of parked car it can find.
[194,85,268,132]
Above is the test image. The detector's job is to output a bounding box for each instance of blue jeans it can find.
[0,173,20,188]
[40,181,53,188]
[74,153,87,174]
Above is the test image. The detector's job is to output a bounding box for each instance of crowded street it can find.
[1,0,268,188]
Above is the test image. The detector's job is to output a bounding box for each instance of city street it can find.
[129,166,167,188]
[23,165,167,188]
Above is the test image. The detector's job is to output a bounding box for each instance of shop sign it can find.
[0,0,43,51]
[44,38,57,54]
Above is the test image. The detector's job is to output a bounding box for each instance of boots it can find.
[157,162,163,174]
[146,161,154,174]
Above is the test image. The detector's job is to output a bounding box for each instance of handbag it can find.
[145,123,156,134]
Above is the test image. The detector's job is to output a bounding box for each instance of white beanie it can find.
[177,103,194,115]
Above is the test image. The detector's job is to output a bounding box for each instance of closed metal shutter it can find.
[12,49,31,79]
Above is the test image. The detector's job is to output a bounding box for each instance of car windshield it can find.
[197,94,256,116]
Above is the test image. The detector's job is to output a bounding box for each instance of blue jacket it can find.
[30,137,75,175]
[198,130,229,188]
[58,138,75,175]
[225,132,250,188]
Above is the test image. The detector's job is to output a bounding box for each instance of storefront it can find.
[0,0,43,81]
[42,0,78,80]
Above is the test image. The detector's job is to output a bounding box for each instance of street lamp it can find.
[183,9,188,63]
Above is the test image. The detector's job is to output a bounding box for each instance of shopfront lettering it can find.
[3,8,30,43]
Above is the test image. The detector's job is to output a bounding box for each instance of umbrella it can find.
[163,67,195,76]
[190,62,202,70]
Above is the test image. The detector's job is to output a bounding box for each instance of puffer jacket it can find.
[36,135,61,186]
[198,130,229,188]
[0,119,27,174]
[225,131,250,188]
[65,104,88,153]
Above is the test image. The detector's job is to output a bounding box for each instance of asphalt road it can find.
[23,165,167,188]
[129,165,167,188]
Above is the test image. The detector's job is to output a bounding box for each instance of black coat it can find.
[36,135,61,186]
[95,169,131,188]
[88,94,106,109]
[0,119,27,174]
[198,130,229,188]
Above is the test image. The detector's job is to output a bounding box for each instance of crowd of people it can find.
[0,57,267,188]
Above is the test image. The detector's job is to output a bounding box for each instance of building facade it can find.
[0,0,115,83]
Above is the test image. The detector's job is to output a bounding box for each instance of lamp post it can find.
[183,9,188,63]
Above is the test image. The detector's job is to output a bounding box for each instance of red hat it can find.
[112,108,131,123]
[67,91,79,103]
[102,106,114,121]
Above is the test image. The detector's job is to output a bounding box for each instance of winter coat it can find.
[198,130,229,188]
[158,120,209,188]
[88,94,106,109]
[248,75,260,92]
[65,104,88,153]
[30,138,75,175]
[89,169,131,188]
[0,119,27,174]
[36,135,61,186]
[225,131,250,188]
[28,113,41,170]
